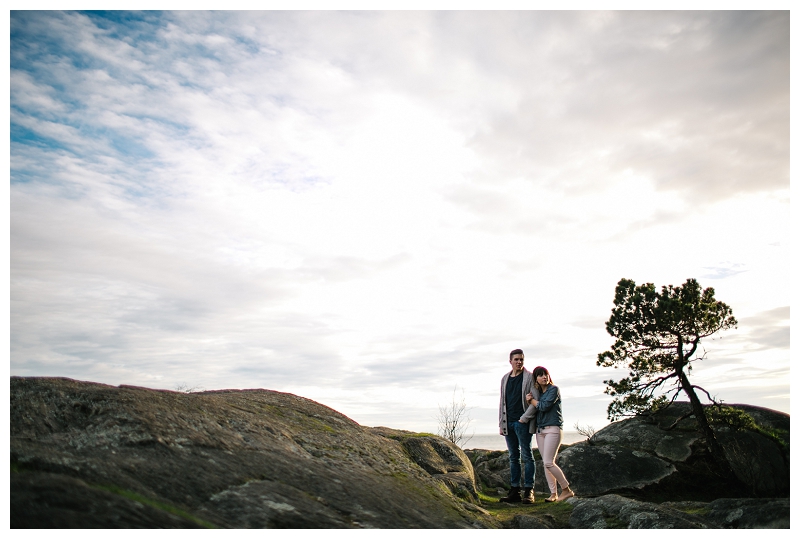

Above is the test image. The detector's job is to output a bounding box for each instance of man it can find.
[498,348,539,504]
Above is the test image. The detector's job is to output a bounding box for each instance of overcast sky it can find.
[9,10,790,436]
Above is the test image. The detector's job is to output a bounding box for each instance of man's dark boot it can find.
[499,486,521,503]
[521,488,535,504]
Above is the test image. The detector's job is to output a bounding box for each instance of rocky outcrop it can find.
[372,427,480,505]
[557,444,676,496]
[700,498,791,529]
[514,513,559,528]
[568,495,790,529]
[562,403,789,500]
[568,494,709,528]
[465,448,556,497]
[468,403,789,502]
[464,449,509,492]
[12,472,207,528]
[465,445,670,499]
[11,377,497,529]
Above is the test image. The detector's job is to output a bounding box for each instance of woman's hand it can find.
[525,392,538,407]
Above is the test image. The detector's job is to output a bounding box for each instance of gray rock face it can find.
[371,427,479,504]
[568,494,710,529]
[592,416,701,462]
[567,496,790,529]
[704,498,790,529]
[514,514,558,529]
[11,377,497,529]
[557,443,676,497]
[465,448,552,497]
[465,449,511,493]
[12,472,206,528]
[717,429,789,495]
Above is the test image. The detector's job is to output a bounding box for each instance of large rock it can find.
[591,412,702,462]
[466,446,588,498]
[588,402,789,500]
[716,428,789,495]
[703,498,791,529]
[568,496,790,529]
[562,403,788,501]
[467,403,788,502]
[11,472,207,528]
[466,444,676,500]
[11,377,497,529]
[464,449,512,493]
[568,494,709,529]
[372,427,480,504]
[557,444,676,497]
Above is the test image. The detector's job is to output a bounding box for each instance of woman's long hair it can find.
[532,366,552,393]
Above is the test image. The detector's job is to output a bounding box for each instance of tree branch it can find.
[662,410,695,431]
[691,385,719,405]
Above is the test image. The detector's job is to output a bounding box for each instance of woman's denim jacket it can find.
[536,385,563,430]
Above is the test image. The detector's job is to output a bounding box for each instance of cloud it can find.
[463,11,788,204]
[9,11,789,434]
[735,306,790,350]
[700,262,748,280]
[569,316,607,330]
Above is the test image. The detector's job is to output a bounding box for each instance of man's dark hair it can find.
[509,349,524,360]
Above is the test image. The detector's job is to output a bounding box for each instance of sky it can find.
[8,9,791,437]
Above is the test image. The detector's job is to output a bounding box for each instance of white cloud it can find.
[10,10,790,436]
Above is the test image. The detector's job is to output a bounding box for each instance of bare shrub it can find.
[574,421,596,443]
[437,386,474,448]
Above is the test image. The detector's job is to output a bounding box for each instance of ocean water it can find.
[462,431,587,451]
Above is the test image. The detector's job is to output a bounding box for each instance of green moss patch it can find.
[95,484,218,528]
[478,494,573,528]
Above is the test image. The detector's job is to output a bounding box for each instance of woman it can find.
[526,366,575,502]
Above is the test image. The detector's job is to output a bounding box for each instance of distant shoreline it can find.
[462,431,587,451]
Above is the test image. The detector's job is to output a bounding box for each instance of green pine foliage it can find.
[597,278,737,421]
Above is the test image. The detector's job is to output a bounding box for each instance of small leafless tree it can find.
[437,386,474,448]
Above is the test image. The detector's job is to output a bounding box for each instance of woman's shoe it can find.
[545,494,558,502]
[556,488,574,502]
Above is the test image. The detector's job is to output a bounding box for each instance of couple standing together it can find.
[498,348,574,504]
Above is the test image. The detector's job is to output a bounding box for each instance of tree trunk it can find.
[676,368,732,474]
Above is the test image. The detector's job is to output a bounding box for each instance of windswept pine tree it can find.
[597,277,737,469]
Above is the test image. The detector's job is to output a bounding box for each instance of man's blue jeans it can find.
[505,420,535,488]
